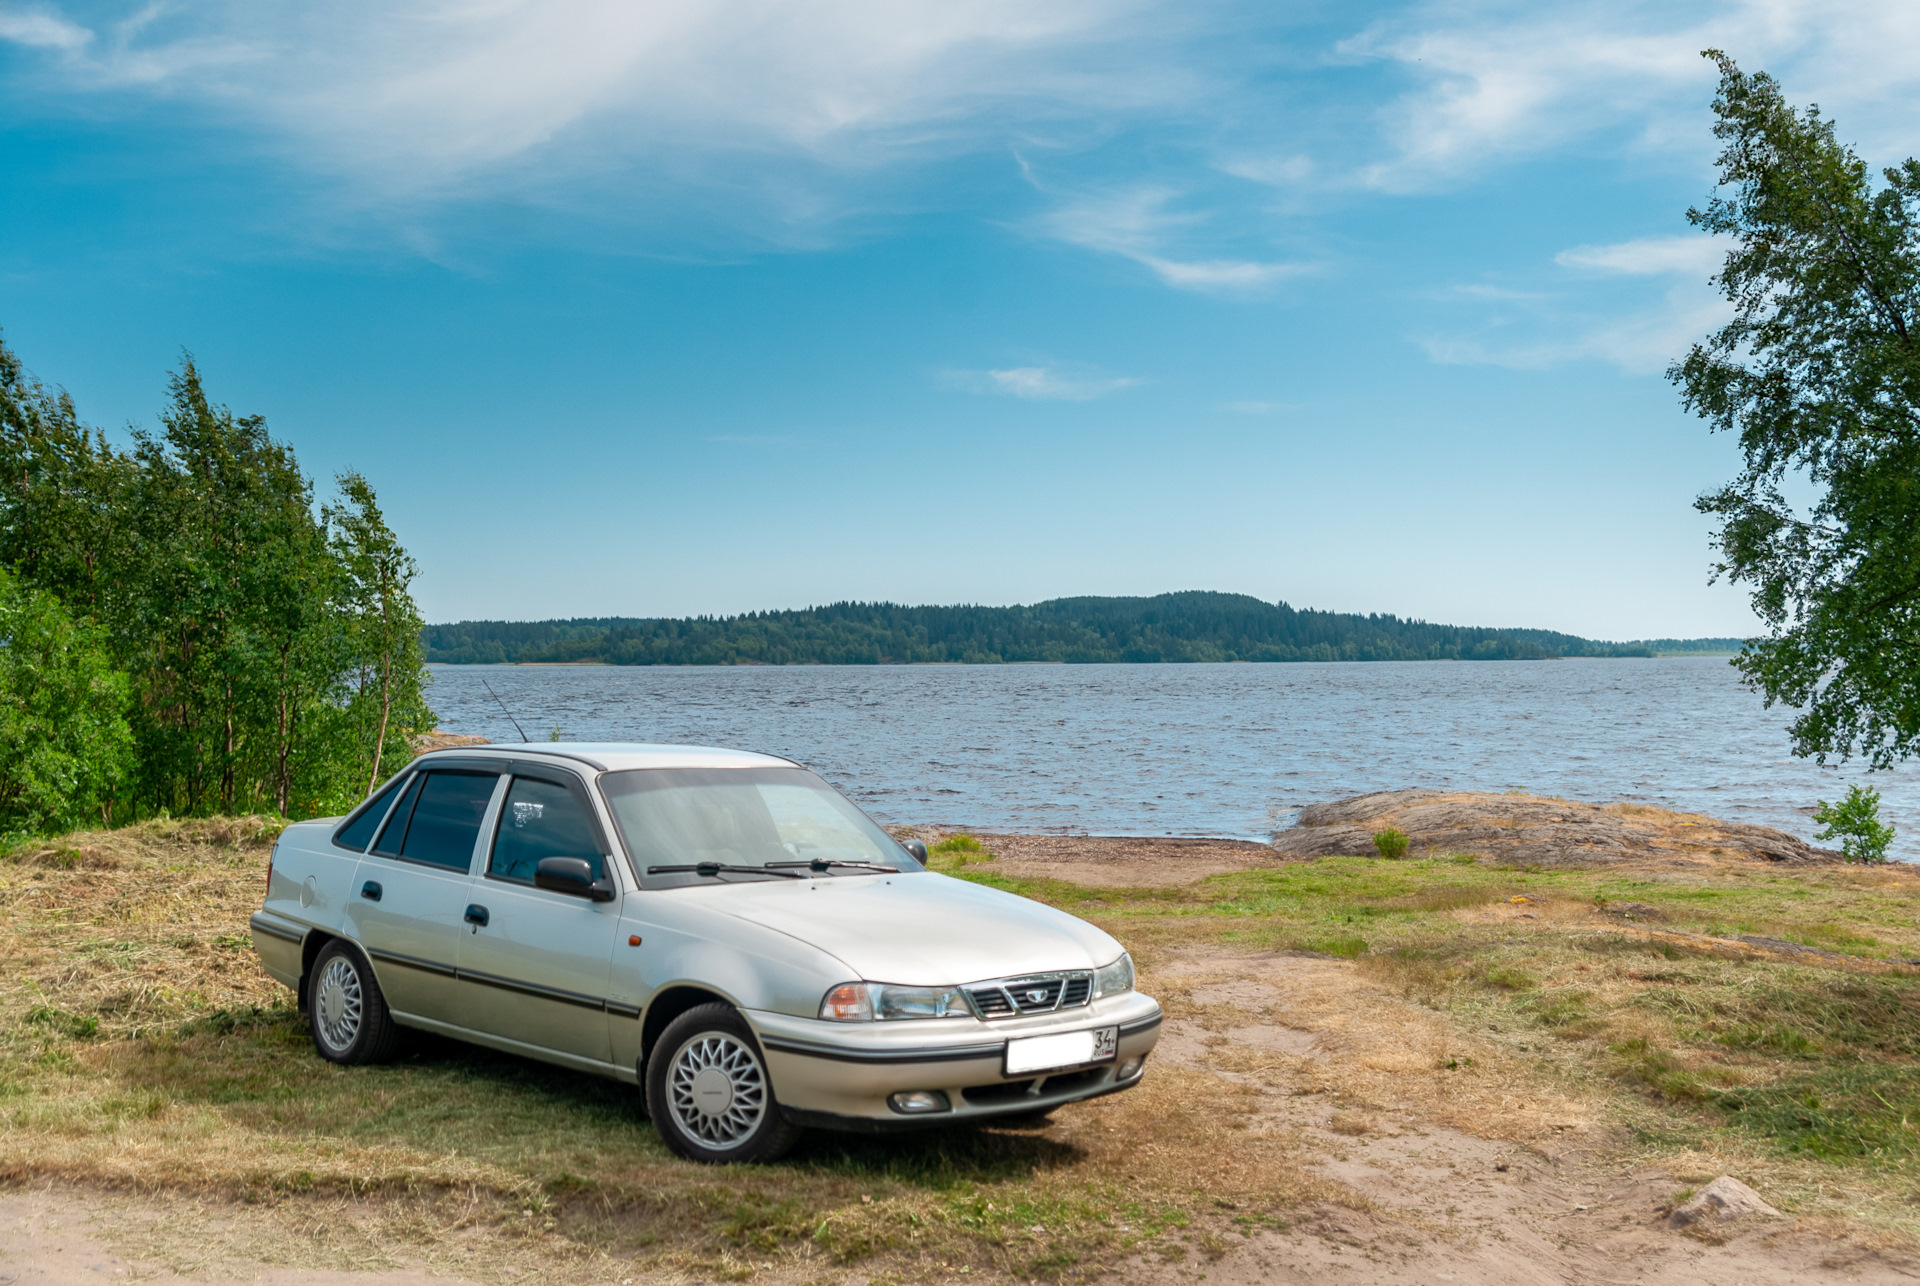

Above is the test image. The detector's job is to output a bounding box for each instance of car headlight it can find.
[1093,952,1133,998]
[819,982,969,1021]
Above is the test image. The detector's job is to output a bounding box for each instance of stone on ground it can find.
[1668,1176,1782,1229]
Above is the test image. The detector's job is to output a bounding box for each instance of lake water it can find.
[425,659,1920,859]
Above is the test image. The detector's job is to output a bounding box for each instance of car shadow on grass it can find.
[122,1006,1087,1192]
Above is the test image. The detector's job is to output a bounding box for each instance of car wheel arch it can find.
[639,985,739,1073]
[297,929,335,1013]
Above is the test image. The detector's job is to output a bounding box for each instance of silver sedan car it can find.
[250,743,1162,1162]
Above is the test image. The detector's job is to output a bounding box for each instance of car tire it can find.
[308,939,403,1065]
[646,1002,799,1163]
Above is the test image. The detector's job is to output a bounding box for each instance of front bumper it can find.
[747,991,1162,1128]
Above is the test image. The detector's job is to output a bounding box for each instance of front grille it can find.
[969,987,1015,1016]
[965,971,1093,1019]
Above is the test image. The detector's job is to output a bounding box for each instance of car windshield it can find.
[602,767,922,887]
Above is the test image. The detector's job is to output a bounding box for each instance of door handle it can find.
[361,881,382,902]
[465,904,490,927]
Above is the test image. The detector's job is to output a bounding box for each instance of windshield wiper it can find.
[767,858,900,874]
[647,862,807,880]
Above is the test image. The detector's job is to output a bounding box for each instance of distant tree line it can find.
[424,592,1745,666]
[0,333,432,833]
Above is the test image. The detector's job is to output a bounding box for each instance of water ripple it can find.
[426,659,1918,859]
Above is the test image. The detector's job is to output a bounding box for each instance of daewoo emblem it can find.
[1026,989,1049,1004]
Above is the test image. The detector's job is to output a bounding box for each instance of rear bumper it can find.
[747,994,1162,1127]
[249,910,307,989]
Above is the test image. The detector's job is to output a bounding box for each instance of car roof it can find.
[412,742,799,773]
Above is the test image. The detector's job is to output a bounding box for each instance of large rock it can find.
[1271,789,1840,867]
[1668,1176,1782,1229]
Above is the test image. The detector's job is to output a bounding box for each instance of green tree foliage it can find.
[1674,54,1920,767]
[424,593,1713,666]
[326,472,432,798]
[0,566,134,833]
[1812,785,1896,864]
[0,332,433,824]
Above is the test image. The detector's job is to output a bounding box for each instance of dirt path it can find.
[0,1189,482,1285]
[1135,949,1917,1285]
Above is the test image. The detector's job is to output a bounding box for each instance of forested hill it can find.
[422,593,1745,666]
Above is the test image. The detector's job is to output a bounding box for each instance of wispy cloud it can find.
[0,7,90,50]
[1336,0,1920,194]
[945,365,1140,401]
[1036,185,1312,294]
[0,0,1169,202]
[1422,233,1732,375]
[1555,234,1724,277]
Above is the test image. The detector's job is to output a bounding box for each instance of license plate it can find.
[1004,1026,1118,1076]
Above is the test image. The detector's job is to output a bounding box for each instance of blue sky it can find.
[3,0,1915,638]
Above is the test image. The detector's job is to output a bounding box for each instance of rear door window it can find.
[488,776,604,884]
[373,771,498,871]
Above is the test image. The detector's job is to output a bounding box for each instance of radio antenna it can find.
[480,677,531,743]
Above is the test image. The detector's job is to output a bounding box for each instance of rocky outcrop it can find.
[411,730,491,752]
[1668,1177,1782,1229]
[1271,789,1840,867]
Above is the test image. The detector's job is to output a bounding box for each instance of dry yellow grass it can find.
[6,820,1920,1281]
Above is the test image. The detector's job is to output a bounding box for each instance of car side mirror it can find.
[902,839,929,864]
[535,856,616,902]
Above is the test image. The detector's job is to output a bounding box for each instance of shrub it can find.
[1372,827,1410,859]
[0,568,133,833]
[1811,785,1895,863]
[927,834,991,868]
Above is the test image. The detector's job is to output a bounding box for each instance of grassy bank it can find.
[1,821,1917,1279]
[942,843,1920,1182]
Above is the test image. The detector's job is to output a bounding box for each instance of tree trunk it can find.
[368,644,393,799]
[275,641,293,815]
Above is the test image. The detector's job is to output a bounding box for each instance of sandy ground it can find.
[7,830,1917,1285]
[0,1190,482,1286]
[1127,949,1919,1285]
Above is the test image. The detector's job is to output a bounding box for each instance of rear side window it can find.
[373,771,497,871]
[370,773,425,858]
[334,775,408,852]
[489,777,603,884]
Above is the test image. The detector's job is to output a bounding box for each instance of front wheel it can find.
[646,1003,799,1163]
[308,939,403,1065]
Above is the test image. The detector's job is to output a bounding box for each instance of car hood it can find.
[698,871,1123,985]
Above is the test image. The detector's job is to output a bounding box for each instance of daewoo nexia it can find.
[250,744,1162,1162]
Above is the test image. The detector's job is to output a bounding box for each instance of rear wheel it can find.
[308,940,403,1065]
[646,1003,799,1163]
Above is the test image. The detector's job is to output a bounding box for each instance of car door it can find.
[349,767,504,1023]
[453,767,621,1063]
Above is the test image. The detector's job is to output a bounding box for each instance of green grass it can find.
[938,853,1920,1183]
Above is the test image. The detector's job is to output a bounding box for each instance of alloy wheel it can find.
[666,1032,768,1148]
[314,955,364,1054]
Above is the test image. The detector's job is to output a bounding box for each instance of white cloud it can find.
[1424,233,1733,375]
[1036,185,1311,293]
[0,7,89,49]
[0,0,1169,201]
[1342,0,1920,191]
[946,366,1140,401]
[1556,234,1724,277]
